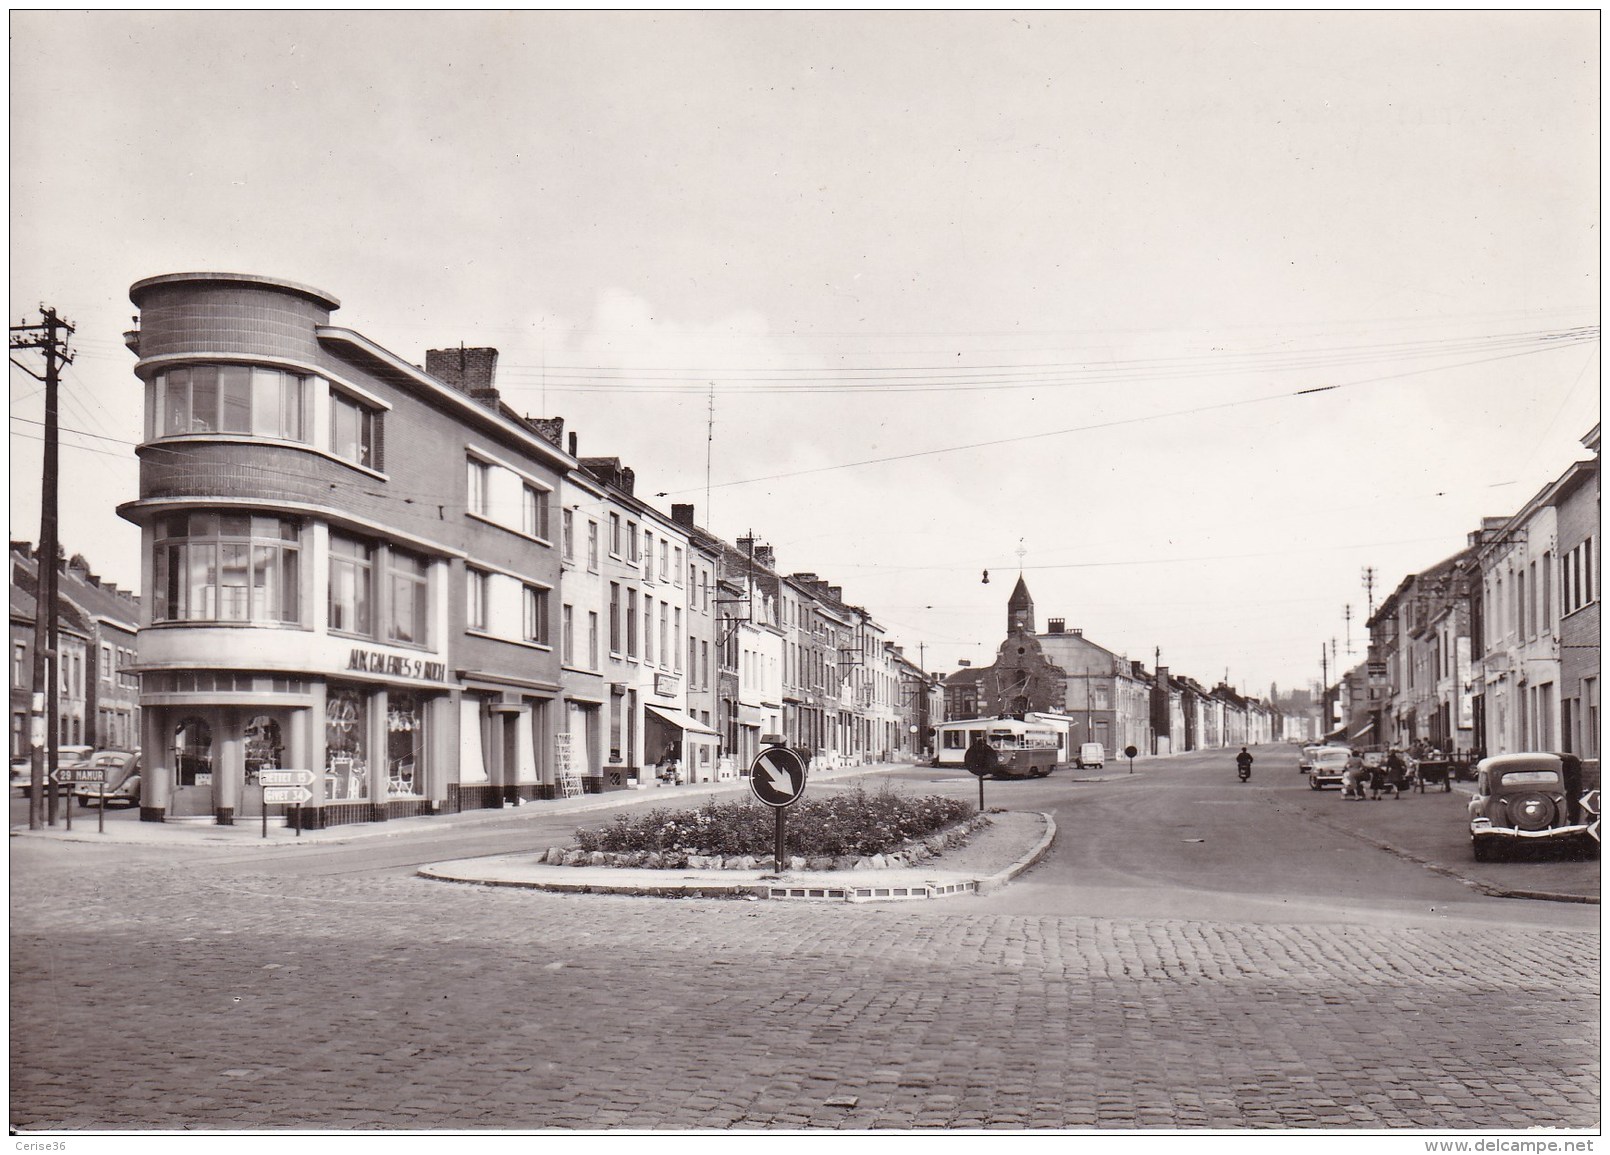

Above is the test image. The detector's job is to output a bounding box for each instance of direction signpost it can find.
[748,745,808,873]
[54,765,107,834]
[258,770,316,837]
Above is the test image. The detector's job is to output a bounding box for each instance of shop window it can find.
[387,693,424,797]
[243,715,283,784]
[156,364,309,441]
[173,716,213,787]
[153,513,301,625]
[329,534,374,636]
[325,687,368,801]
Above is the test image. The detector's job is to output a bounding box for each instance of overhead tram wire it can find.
[657,339,1596,497]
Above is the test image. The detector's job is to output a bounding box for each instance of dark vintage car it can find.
[1468,752,1600,861]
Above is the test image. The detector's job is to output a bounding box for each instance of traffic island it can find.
[417,810,1057,902]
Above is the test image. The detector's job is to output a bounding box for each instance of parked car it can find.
[1075,742,1105,770]
[1468,752,1600,861]
[1298,744,1323,774]
[14,744,94,796]
[1307,746,1352,790]
[71,751,141,808]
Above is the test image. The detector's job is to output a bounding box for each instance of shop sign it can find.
[654,673,679,696]
[346,648,447,682]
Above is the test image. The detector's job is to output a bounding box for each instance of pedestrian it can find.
[1383,748,1407,799]
[1343,749,1367,800]
[963,734,998,778]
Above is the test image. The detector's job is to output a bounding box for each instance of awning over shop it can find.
[1350,721,1376,740]
[645,702,720,738]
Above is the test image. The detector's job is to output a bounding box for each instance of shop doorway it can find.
[237,710,289,819]
[169,715,215,818]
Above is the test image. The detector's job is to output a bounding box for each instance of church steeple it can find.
[1007,575,1035,634]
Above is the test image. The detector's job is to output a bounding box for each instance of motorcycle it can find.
[1237,757,1252,782]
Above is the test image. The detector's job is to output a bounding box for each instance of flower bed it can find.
[543,786,985,871]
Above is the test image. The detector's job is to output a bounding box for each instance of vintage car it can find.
[71,751,142,808]
[1307,746,1351,790]
[1298,744,1322,774]
[1468,752,1600,861]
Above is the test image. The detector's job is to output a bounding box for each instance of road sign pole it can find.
[98,783,104,835]
[774,806,785,874]
[978,773,985,814]
[262,783,268,839]
[63,772,72,832]
[295,802,302,837]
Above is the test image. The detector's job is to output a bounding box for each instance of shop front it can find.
[453,679,558,810]
[643,700,720,785]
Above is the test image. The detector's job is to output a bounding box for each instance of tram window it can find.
[942,731,966,750]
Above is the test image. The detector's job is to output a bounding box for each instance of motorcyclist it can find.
[1235,747,1253,779]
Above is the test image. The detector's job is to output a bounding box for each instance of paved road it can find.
[10,747,1599,1132]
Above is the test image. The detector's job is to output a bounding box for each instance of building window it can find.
[609,513,622,557]
[1541,552,1552,628]
[587,521,599,571]
[12,642,24,685]
[173,716,213,787]
[524,585,550,646]
[331,390,379,468]
[660,542,670,581]
[467,568,488,632]
[153,512,301,624]
[328,534,373,636]
[689,636,697,683]
[324,687,368,801]
[562,509,574,560]
[100,645,112,681]
[609,584,622,654]
[523,485,551,540]
[387,692,425,797]
[588,611,599,670]
[672,607,680,670]
[467,458,490,516]
[562,604,575,664]
[641,594,652,663]
[627,589,639,658]
[388,549,429,646]
[155,364,309,441]
[701,640,710,689]
[701,571,709,612]
[674,547,684,586]
[630,523,641,564]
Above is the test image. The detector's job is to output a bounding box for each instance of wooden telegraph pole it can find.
[11,307,74,830]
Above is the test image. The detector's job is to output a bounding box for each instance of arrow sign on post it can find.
[263,786,313,805]
[258,769,316,787]
[54,767,106,784]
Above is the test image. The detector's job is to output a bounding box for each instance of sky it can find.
[9,10,1600,697]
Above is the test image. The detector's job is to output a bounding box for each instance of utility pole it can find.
[11,307,74,830]
[1361,566,1377,619]
[1344,604,1353,654]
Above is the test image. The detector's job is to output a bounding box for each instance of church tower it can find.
[1007,575,1035,634]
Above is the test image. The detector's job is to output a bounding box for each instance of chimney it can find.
[828,586,842,601]
[1071,627,1082,636]
[671,504,696,527]
[426,346,501,407]
[1047,618,1065,634]
[754,545,776,570]
[736,535,755,556]
[524,415,564,448]
[568,431,578,457]
[11,541,31,561]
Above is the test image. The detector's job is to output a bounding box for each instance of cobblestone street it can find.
[11,853,1599,1131]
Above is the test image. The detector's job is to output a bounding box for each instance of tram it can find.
[932,712,1074,778]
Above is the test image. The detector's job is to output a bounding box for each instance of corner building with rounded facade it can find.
[121,273,572,827]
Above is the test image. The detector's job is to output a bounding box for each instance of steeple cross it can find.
[1015,539,1026,570]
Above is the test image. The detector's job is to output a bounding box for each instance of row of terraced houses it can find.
[1330,424,1600,762]
[65,271,947,829]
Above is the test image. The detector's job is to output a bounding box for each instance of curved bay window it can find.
[154,513,301,624]
[153,364,309,441]
[387,693,425,797]
[325,686,368,802]
[173,716,213,786]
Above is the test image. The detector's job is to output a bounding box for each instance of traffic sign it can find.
[748,747,807,808]
[54,767,106,784]
[258,769,316,787]
[263,786,313,804]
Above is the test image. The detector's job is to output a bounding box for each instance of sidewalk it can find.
[1301,776,1600,904]
[7,759,910,849]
